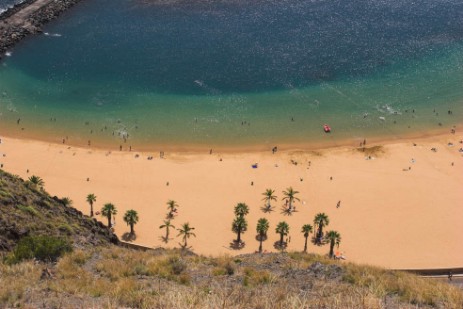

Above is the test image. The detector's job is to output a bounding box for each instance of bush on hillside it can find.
[7,235,72,264]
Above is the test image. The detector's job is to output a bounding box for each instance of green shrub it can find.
[17,205,40,217]
[8,236,72,263]
[58,224,74,235]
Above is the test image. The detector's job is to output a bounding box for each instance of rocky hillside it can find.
[0,169,461,308]
[0,169,117,252]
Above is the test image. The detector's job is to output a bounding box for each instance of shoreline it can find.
[0,122,459,154]
[0,131,462,269]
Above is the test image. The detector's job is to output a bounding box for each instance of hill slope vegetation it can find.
[0,169,461,308]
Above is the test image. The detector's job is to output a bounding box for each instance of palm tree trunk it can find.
[329,241,334,258]
[259,233,263,253]
[279,233,284,246]
[107,215,111,227]
[130,224,134,235]
[183,236,187,248]
[90,203,94,217]
[166,228,169,240]
[237,230,241,243]
[303,236,308,253]
[317,226,323,243]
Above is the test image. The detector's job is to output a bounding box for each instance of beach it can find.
[0,132,461,269]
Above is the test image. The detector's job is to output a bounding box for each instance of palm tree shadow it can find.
[229,241,246,250]
[122,232,137,242]
[260,206,274,213]
[178,243,193,251]
[273,241,287,250]
[255,234,268,242]
[280,206,298,216]
[312,235,328,246]
[159,236,169,243]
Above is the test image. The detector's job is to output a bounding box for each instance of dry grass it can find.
[342,263,463,308]
[0,246,461,308]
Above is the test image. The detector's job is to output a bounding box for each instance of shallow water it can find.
[0,0,462,149]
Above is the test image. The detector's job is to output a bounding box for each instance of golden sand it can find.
[0,133,461,269]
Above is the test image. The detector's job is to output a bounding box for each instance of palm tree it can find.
[61,197,73,207]
[282,187,300,212]
[28,175,44,188]
[167,200,178,216]
[325,230,341,258]
[256,218,269,253]
[234,203,249,218]
[262,189,277,210]
[101,203,117,228]
[86,193,97,217]
[313,213,330,244]
[275,221,290,247]
[123,209,139,235]
[159,220,175,242]
[301,224,313,253]
[232,216,247,244]
[177,223,196,248]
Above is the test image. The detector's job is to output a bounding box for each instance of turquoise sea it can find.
[0,0,462,150]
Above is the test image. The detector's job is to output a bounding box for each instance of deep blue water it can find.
[0,0,462,148]
[10,0,463,96]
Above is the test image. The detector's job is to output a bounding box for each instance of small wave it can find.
[5,51,12,57]
[44,32,62,37]
[376,104,401,115]
[384,104,401,115]
[6,103,17,113]
[0,0,27,16]
[193,79,221,95]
